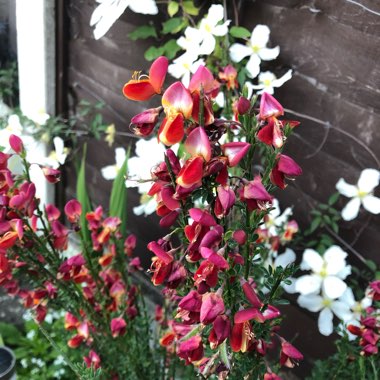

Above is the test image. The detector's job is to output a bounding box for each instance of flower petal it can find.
[185,127,212,162]
[318,307,334,336]
[357,168,380,193]
[300,249,323,272]
[246,54,261,78]
[162,82,193,118]
[250,24,270,48]
[336,178,357,197]
[341,197,361,221]
[128,0,159,15]
[295,274,322,295]
[331,300,352,322]
[362,195,380,215]
[149,56,169,94]
[297,294,323,312]
[229,43,252,63]
[123,80,156,101]
[274,248,296,268]
[323,276,347,299]
[258,46,280,61]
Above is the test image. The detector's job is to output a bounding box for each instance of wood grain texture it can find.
[61,0,380,375]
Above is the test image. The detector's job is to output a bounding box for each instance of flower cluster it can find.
[123,56,303,378]
[0,137,159,378]
[347,280,379,356]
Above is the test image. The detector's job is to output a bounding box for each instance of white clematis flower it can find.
[0,114,23,152]
[338,287,372,340]
[101,147,127,180]
[168,52,205,86]
[90,0,158,40]
[198,4,230,55]
[336,168,380,221]
[298,292,352,336]
[250,70,292,95]
[177,27,203,52]
[262,198,293,237]
[46,137,69,169]
[229,25,279,78]
[295,246,351,299]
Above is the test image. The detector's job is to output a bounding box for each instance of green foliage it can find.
[0,316,77,380]
[0,61,18,107]
[144,39,182,61]
[76,145,92,245]
[182,1,199,16]
[129,25,157,40]
[229,26,251,39]
[168,1,179,17]
[307,333,378,380]
[109,147,130,237]
[162,17,187,34]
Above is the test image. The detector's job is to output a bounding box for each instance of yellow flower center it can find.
[183,62,190,70]
[357,190,368,199]
[322,298,332,307]
[251,45,260,53]
[204,23,212,33]
[263,79,273,87]
[319,264,328,278]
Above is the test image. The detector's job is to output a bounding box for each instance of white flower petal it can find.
[246,54,261,78]
[300,248,324,272]
[128,0,158,15]
[274,248,296,268]
[336,178,357,198]
[229,43,252,62]
[250,24,270,48]
[323,276,347,299]
[297,294,323,312]
[205,4,224,24]
[324,245,347,275]
[357,168,380,193]
[295,274,322,295]
[331,300,352,321]
[339,287,355,307]
[258,46,280,61]
[318,307,334,336]
[282,277,297,294]
[101,165,117,180]
[272,69,293,88]
[362,195,380,214]
[115,147,126,169]
[341,197,361,221]
[212,21,230,37]
[199,34,216,55]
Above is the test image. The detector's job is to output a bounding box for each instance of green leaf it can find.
[366,259,377,272]
[219,340,230,369]
[229,26,251,39]
[162,17,186,34]
[144,46,165,61]
[76,145,92,246]
[109,146,130,238]
[163,39,181,59]
[328,192,340,206]
[168,1,179,17]
[183,1,199,16]
[129,25,157,40]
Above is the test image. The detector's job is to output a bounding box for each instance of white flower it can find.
[249,70,292,95]
[338,288,372,339]
[90,0,158,40]
[0,99,10,118]
[27,108,50,126]
[295,246,351,299]
[0,114,23,152]
[168,52,204,86]
[198,4,230,55]
[133,195,157,216]
[229,25,279,78]
[261,198,292,236]
[336,169,380,221]
[46,137,69,169]
[101,147,126,180]
[177,26,203,52]
[298,292,352,336]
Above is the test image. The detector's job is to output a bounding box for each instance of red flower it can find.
[123,56,168,101]
[130,107,161,136]
[177,335,204,365]
[270,154,302,189]
[111,317,127,338]
[279,341,303,368]
[64,199,82,223]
